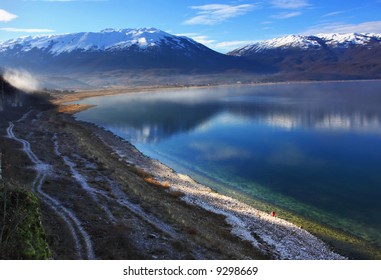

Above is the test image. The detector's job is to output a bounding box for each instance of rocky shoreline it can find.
[77,106,345,260]
[58,87,346,260]
[1,87,346,259]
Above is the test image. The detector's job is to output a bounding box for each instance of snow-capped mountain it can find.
[228,33,381,80]
[0,28,203,55]
[0,28,262,75]
[2,29,378,83]
[229,33,381,54]
[318,33,381,48]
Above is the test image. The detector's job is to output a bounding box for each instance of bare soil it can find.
[3,102,269,260]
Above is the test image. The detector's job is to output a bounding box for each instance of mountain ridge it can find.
[1,29,380,85]
[0,28,268,77]
[228,32,381,81]
[229,33,381,54]
[0,28,204,55]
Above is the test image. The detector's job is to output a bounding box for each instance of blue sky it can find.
[1,0,381,52]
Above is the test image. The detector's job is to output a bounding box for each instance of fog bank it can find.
[3,69,40,93]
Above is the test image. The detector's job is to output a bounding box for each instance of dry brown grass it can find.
[56,104,94,114]
[129,166,151,178]
[144,177,170,189]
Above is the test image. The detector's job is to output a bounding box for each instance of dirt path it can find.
[7,117,95,259]
[6,107,270,260]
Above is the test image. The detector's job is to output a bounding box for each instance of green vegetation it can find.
[0,181,51,260]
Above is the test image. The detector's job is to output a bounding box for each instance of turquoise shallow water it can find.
[72,81,381,249]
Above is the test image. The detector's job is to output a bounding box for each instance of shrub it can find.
[0,183,51,260]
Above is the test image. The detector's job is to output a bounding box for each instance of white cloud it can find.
[322,11,345,18]
[0,27,55,33]
[175,32,199,37]
[269,1,309,20]
[176,32,253,52]
[190,35,217,46]
[270,0,310,9]
[183,4,255,25]
[0,9,18,22]
[215,40,255,49]
[177,33,216,46]
[303,21,381,35]
[272,11,302,19]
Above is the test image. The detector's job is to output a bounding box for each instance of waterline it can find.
[72,81,381,259]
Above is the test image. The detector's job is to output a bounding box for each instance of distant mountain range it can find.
[0,28,265,75]
[228,33,381,80]
[0,29,380,86]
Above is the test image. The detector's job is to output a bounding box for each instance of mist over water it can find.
[73,81,381,249]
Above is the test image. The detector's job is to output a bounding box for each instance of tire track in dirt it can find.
[52,134,117,224]
[53,134,179,239]
[7,119,95,259]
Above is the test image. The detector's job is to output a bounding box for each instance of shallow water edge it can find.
[63,82,381,259]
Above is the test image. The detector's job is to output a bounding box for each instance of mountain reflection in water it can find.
[73,81,381,250]
[75,82,381,143]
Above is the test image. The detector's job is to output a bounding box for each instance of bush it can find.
[0,183,51,259]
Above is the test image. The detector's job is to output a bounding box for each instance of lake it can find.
[72,81,381,257]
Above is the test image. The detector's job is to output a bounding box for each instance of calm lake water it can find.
[73,81,381,251]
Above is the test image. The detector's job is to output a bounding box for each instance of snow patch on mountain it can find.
[231,33,381,55]
[317,33,381,48]
[0,28,200,55]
